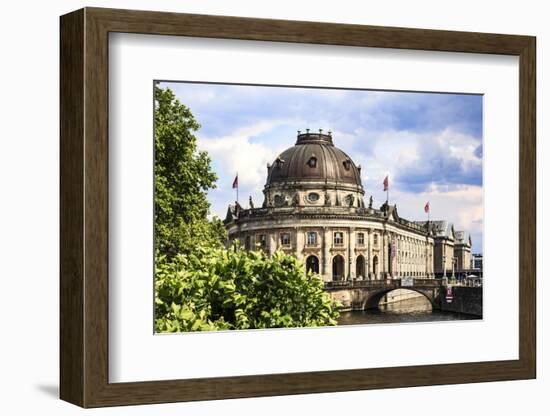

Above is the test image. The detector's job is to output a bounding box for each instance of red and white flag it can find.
[232,174,238,189]
[383,175,389,191]
[424,201,430,213]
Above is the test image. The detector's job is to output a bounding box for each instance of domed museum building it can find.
[224,130,471,281]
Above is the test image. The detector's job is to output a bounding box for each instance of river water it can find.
[337,296,480,326]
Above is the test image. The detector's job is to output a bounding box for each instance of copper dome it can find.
[266,131,363,188]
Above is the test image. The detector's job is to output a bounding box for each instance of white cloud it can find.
[347,127,482,194]
[389,185,483,251]
[197,120,288,189]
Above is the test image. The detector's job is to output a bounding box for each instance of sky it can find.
[160,81,483,253]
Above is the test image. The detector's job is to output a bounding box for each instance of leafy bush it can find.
[155,247,340,332]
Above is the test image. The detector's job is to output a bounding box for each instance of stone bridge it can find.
[324,278,445,311]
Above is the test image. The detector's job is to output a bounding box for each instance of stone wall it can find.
[439,286,482,317]
[379,289,424,305]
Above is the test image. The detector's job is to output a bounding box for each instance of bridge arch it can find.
[362,288,435,310]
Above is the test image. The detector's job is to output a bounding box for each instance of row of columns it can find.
[320,226,385,281]
[392,233,435,277]
[237,226,434,280]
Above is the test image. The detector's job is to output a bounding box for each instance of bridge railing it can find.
[410,278,441,287]
[324,280,351,288]
[325,279,400,289]
[324,278,443,289]
[352,280,398,288]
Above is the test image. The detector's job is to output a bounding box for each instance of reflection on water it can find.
[337,297,480,326]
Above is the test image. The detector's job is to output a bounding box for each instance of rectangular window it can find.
[356,232,365,246]
[258,234,267,249]
[307,231,317,246]
[333,231,344,246]
[280,232,291,246]
[373,233,379,246]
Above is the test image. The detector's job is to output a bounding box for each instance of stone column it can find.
[392,234,397,278]
[419,240,422,276]
[414,240,417,276]
[295,227,304,261]
[323,227,331,281]
[348,227,355,280]
[408,237,414,276]
[269,232,277,256]
[433,243,437,277]
[411,239,414,276]
[367,228,372,279]
[392,233,396,278]
[387,232,392,278]
[406,238,410,276]
[395,235,402,277]
[418,240,421,276]
[381,230,387,279]
[427,242,431,277]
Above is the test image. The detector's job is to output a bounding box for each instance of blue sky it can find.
[161,81,483,253]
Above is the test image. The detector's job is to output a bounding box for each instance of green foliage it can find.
[155,247,340,332]
[154,85,226,258]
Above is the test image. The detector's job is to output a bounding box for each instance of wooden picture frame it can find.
[60,7,536,408]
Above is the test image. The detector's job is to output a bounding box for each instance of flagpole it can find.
[384,175,389,204]
[426,202,430,224]
[236,173,239,204]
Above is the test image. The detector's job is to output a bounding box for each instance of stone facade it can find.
[454,231,472,272]
[419,221,473,277]
[224,131,471,282]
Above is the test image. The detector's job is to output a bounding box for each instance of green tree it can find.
[154,85,226,258]
[155,247,340,332]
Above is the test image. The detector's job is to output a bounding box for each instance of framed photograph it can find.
[60,7,536,408]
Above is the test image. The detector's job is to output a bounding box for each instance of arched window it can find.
[332,255,345,280]
[356,255,366,279]
[306,255,320,275]
[307,156,317,168]
[342,159,351,170]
